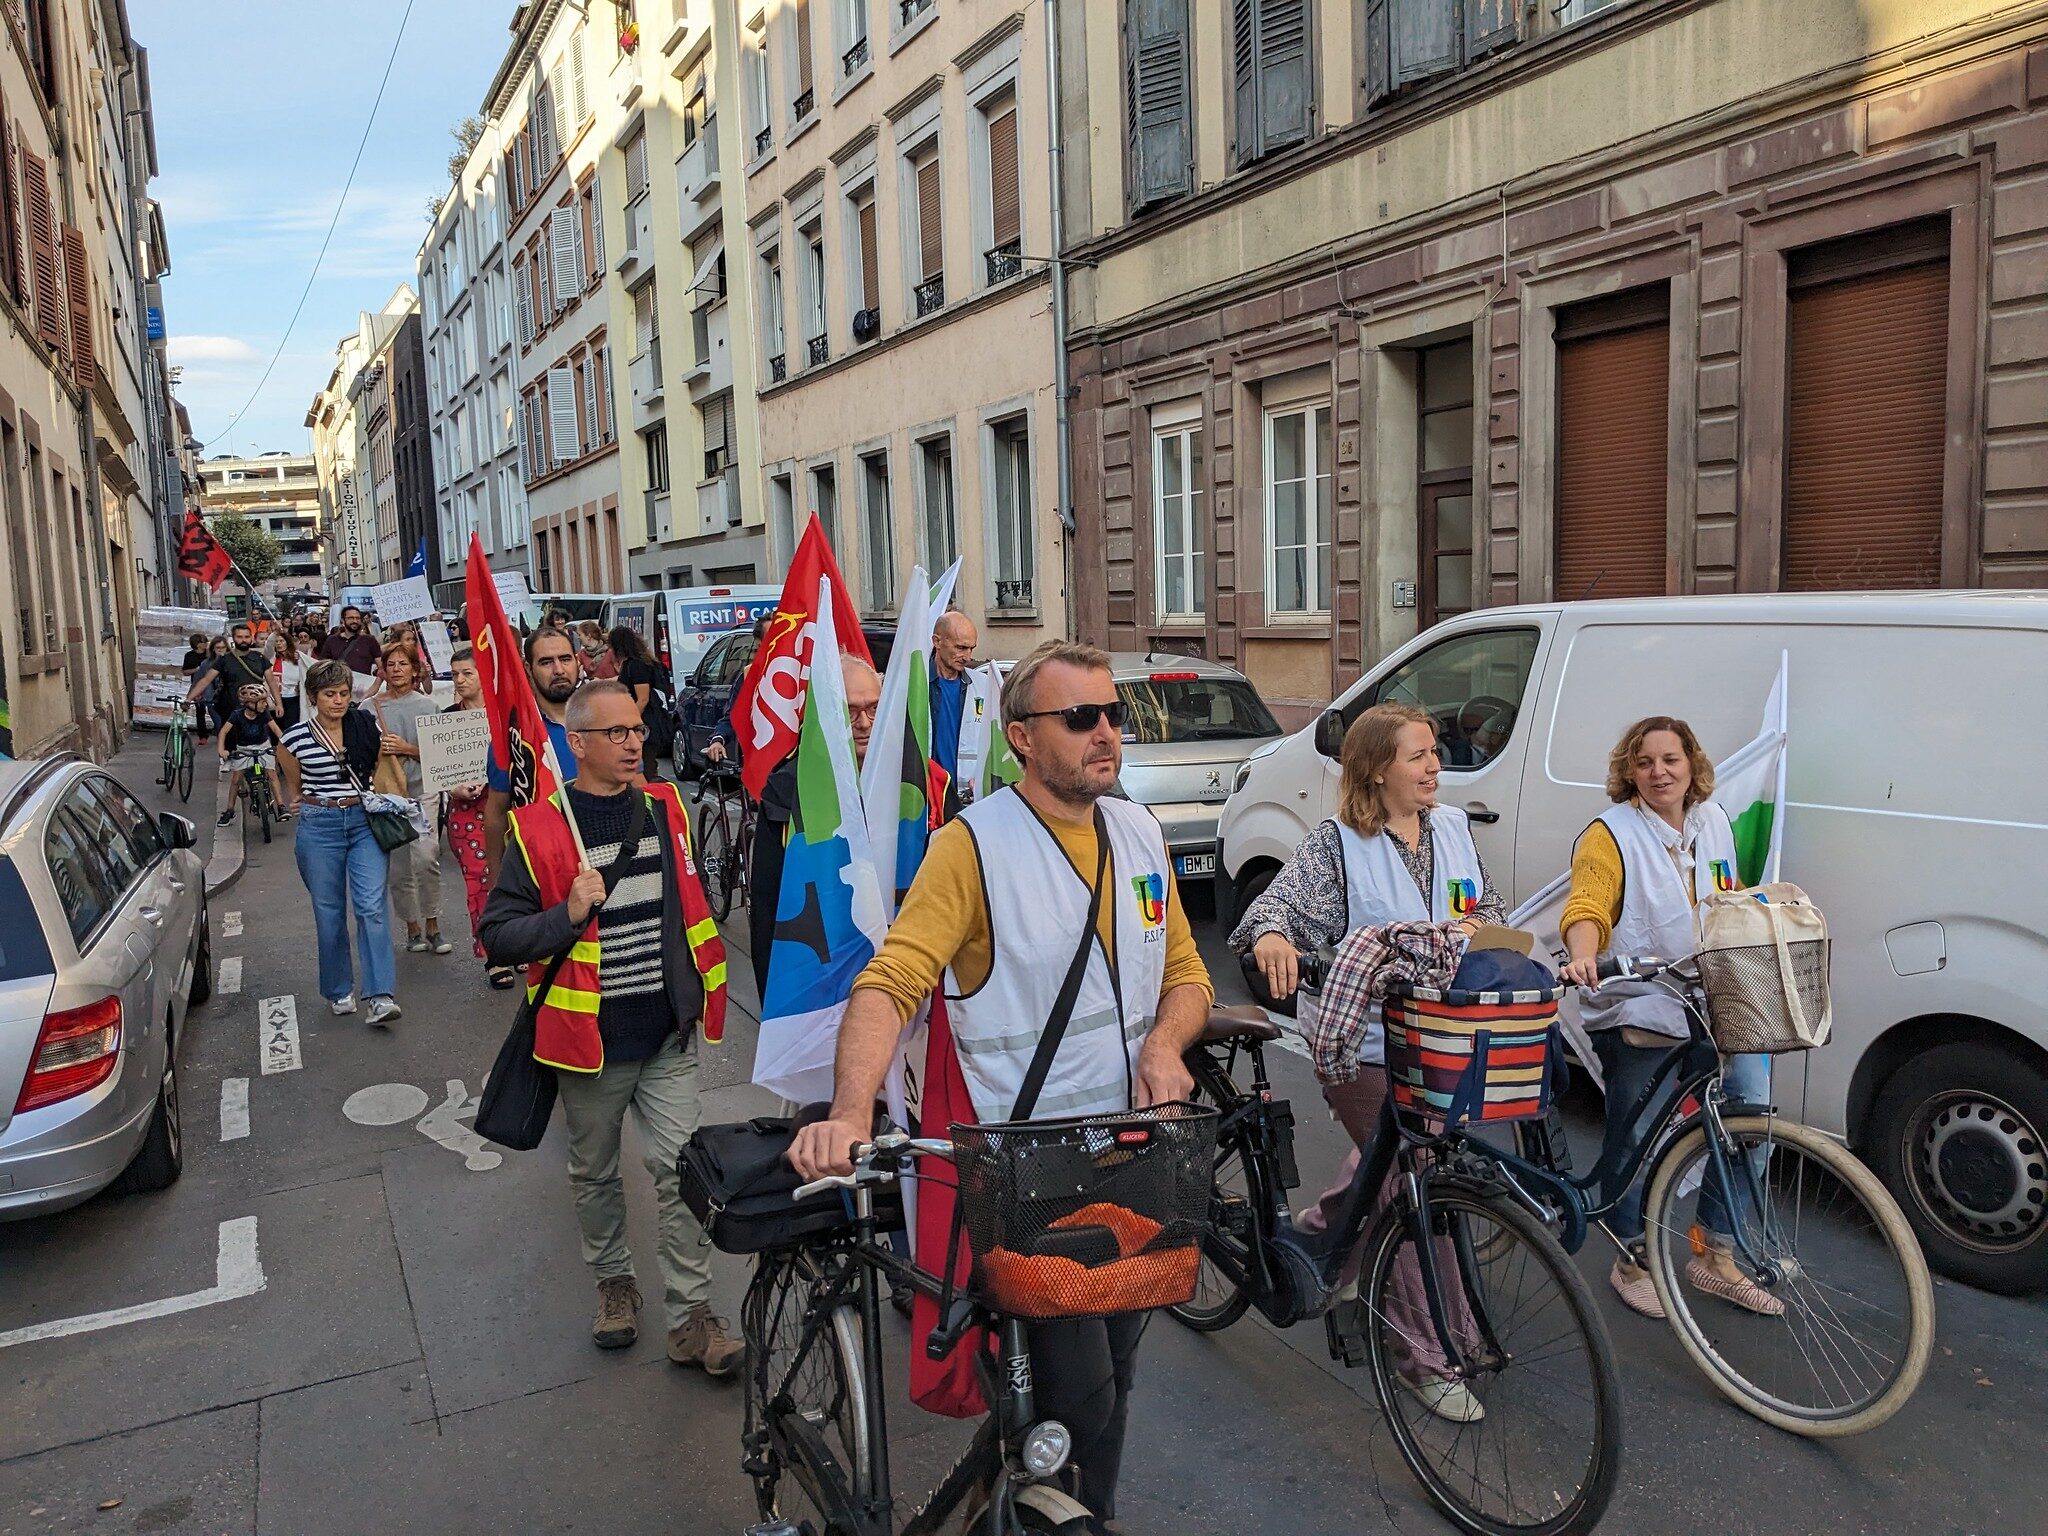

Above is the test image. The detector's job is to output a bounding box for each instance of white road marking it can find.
[219,1077,249,1141]
[343,1082,430,1126]
[342,1080,501,1172]
[221,911,243,937]
[218,956,243,995]
[258,995,300,1075]
[0,1218,265,1350]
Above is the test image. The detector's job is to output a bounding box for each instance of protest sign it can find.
[418,710,493,795]
[372,575,435,625]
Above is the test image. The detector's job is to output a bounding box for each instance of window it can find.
[1116,676,1279,745]
[626,128,650,200]
[1127,0,1192,212]
[988,415,1033,609]
[48,785,148,946]
[703,393,733,479]
[4,421,33,654]
[1264,402,1331,615]
[847,184,879,339]
[746,20,774,158]
[809,461,838,556]
[838,0,870,76]
[1416,337,1477,625]
[916,434,956,572]
[1231,0,1312,167]
[1360,627,1539,771]
[770,471,796,556]
[760,246,786,380]
[89,777,165,868]
[799,219,828,365]
[1153,421,1204,620]
[978,95,1022,286]
[1554,296,1667,605]
[908,145,943,314]
[859,449,894,611]
[1364,0,1516,106]
[644,424,670,492]
[791,0,816,120]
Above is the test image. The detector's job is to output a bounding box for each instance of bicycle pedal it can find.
[1324,1300,1368,1368]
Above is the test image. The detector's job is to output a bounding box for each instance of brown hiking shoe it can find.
[668,1306,745,1377]
[592,1276,642,1349]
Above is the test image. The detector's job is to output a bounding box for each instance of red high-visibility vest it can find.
[507,780,728,1072]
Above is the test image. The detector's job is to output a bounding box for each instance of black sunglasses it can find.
[1014,700,1128,733]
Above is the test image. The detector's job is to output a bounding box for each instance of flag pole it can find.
[540,730,589,866]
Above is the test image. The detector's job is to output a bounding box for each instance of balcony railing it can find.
[792,88,814,121]
[842,36,869,75]
[805,334,830,367]
[754,125,773,158]
[985,239,1024,285]
[692,303,714,369]
[913,276,945,317]
[629,337,664,405]
[677,124,721,204]
[994,576,1034,610]
[647,487,672,542]
[768,352,787,383]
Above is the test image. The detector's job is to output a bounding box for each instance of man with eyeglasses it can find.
[792,640,1212,1531]
[479,680,742,1376]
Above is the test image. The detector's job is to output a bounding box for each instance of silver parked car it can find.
[1108,654,1282,883]
[0,757,210,1219]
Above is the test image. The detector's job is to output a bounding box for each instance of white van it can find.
[660,584,779,692]
[1216,592,2048,1294]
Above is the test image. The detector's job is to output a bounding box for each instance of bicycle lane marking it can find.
[218,955,243,994]
[259,995,301,1075]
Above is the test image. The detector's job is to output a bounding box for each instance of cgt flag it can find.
[176,510,233,590]
[464,533,563,810]
[729,516,870,798]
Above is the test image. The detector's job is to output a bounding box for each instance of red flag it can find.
[176,510,233,590]
[730,516,870,798]
[907,996,988,1418]
[465,533,561,808]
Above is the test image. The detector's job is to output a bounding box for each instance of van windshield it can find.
[1117,676,1279,745]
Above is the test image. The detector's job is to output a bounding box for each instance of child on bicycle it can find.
[219,682,285,828]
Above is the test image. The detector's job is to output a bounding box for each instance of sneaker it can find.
[428,933,453,955]
[330,993,357,1016]
[592,1276,642,1350]
[217,808,236,827]
[668,1306,745,1377]
[1609,1258,1665,1318]
[1405,1375,1487,1423]
[365,996,402,1028]
[405,935,430,953]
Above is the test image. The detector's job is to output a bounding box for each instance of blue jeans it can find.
[1594,1031,1770,1247]
[293,803,396,1002]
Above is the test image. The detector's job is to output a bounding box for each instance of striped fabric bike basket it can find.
[1382,982,1562,1134]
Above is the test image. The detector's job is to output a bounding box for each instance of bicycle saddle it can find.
[1200,1005,1283,1046]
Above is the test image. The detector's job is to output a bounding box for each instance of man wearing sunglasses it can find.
[792,639,1213,1531]
[479,681,742,1376]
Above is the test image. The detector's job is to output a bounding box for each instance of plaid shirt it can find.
[1307,920,1468,1084]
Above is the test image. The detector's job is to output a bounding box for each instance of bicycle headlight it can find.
[1021,1420,1071,1477]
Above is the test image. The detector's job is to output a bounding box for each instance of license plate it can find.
[1176,852,1215,877]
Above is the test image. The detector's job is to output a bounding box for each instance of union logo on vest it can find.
[1446,877,1478,918]
[1132,872,1166,934]
[1709,858,1737,893]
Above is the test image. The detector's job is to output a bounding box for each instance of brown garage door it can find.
[1783,255,1948,590]
[1556,296,1671,602]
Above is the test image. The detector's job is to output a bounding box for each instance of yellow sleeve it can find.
[851,821,990,1024]
[1559,819,1625,954]
[1160,869,1215,1003]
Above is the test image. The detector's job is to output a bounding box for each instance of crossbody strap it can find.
[1009,806,1112,1122]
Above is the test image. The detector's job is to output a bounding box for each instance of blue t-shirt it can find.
[486,715,579,793]
[929,669,966,779]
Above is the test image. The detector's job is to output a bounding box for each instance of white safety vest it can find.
[1582,800,1740,1040]
[1301,808,1484,1069]
[943,788,1170,1122]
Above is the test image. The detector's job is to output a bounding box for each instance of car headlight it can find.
[1021,1420,1071,1476]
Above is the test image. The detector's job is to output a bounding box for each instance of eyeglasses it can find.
[847,702,879,722]
[1013,700,1129,733]
[572,723,650,745]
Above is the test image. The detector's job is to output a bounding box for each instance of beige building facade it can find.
[194,453,322,600]
[729,0,1062,647]
[1059,0,2048,721]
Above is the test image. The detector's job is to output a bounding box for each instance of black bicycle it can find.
[237,752,279,844]
[696,761,756,922]
[1177,1002,1622,1536]
[742,1132,1097,1536]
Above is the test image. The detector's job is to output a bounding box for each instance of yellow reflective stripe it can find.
[544,985,602,1012]
[534,1050,601,1074]
[686,917,718,948]
[701,961,727,991]
[508,815,542,887]
[569,940,601,963]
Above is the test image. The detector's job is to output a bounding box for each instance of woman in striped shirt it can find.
[278,659,402,1027]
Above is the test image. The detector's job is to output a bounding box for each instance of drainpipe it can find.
[1042,0,1076,641]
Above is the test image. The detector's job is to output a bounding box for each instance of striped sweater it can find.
[568,786,671,1062]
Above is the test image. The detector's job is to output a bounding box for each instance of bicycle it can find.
[160,701,195,803]
[1178,998,1622,1536]
[695,760,755,922]
[742,1131,1100,1535]
[236,752,278,845]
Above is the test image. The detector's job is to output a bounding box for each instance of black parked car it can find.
[673,625,896,777]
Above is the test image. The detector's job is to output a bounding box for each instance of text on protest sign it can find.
[418,711,493,795]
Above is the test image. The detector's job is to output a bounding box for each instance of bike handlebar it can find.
[1594,954,1673,983]
[791,1133,955,1202]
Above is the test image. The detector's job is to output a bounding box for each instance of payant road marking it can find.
[0,1219,266,1349]
[221,911,243,937]
[219,1077,249,1141]
[258,995,301,1075]
[218,956,243,995]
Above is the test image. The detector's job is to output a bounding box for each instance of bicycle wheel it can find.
[743,1249,869,1530]
[257,782,274,843]
[698,800,735,921]
[1169,1068,1254,1332]
[175,738,194,803]
[1362,1177,1621,1536]
[159,735,176,789]
[1642,1114,1934,1437]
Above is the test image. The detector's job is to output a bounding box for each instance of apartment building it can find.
[1058,0,2048,721]
[729,0,1062,649]
[195,453,323,597]
[421,123,526,594]
[603,0,769,589]
[491,0,624,593]
[308,289,415,590]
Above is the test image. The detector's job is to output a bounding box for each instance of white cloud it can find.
[169,334,263,365]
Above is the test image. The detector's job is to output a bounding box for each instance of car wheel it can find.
[1870,1041,2048,1295]
[115,1038,184,1194]
[188,904,213,1006]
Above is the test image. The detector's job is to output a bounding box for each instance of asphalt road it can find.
[2,744,2044,1535]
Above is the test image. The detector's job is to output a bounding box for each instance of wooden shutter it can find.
[600,342,614,440]
[0,115,20,303]
[626,131,648,197]
[60,222,90,390]
[550,205,578,310]
[989,107,1019,248]
[1231,0,1256,163]
[1256,0,1311,153]
[795,0,814,95]
[1555,303,1671,601]
[582,353,599,451]
[1371,0,1458,102]
[916,156,942,283]
[569,28,587,124]
[1464,0,1517,60]
[1126,0,1191,211]
[857,197,878,312]
[514,396,528,479]
[1783,257,1948,591]
[513,255,533,341]
[22,150,58,351]
[549,61,569,149]
[547,365,579,462]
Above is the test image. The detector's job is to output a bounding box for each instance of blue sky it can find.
[133,0,514,455]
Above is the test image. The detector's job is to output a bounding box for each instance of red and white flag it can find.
[465,533,564,808]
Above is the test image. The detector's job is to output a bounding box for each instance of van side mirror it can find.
[159,812,197,850]
[1313,709,1345,759]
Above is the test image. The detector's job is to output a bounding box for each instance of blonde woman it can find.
[1559,716,1776,1319]
[373,639,451,955]
[1230,702,1505,1421]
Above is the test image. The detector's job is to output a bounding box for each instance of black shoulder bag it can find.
[476,789,650,1150]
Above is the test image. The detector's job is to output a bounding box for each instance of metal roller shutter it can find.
[1555,304,1670,601]
[1783,257,1947,591]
